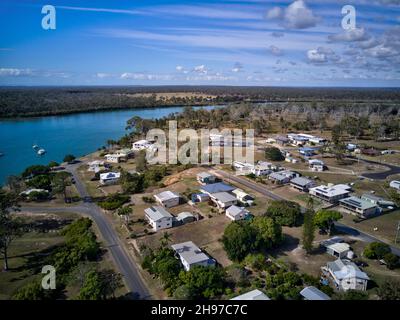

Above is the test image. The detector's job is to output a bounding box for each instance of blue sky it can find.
[0,0,399,86]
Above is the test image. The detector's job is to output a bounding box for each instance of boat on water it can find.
[32,144,39,150]
[37,148,46,155]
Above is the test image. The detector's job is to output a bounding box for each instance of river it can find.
[0,105,218,185]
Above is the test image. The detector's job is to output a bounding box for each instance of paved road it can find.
[348,156,400,180]
[212,169,400,256]
[21,162,151,299]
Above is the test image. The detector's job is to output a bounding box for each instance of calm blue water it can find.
[0,106,217,185]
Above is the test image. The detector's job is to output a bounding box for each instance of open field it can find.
[339,209,400,246]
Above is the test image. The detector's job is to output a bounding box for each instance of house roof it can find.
[327,259,369,281]
[200,182,235,194]
[144,206,173,222]
[155,190,180,202]
[327,242,351,253]
[212,192,237,203]
[310,184,351,197]
[197,172,215,179]
[232,188,252,199]
[226,205,247,217]
[339,196,377,210]
[100,172,120,180]
[231,289,270,301]
[177,212,195,220]
[171,241,210,265]
[290,177,314,187]
[390,180,400,189]
[300,286,331,300]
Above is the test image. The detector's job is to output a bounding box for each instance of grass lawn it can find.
[0,213,77,300]
[340,209,400,247]
[0,212,127,300]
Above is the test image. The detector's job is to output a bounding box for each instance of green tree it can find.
[302,198,315,254]
[178,266,226,299]
[48,161,59,168]
[0,190,24,271]
[63,154,76,164]
[78,270,105,300]
[334,290,368,300]
[265,200,302,226]
[251,216,282,249]
[26,174,52,190]
[222,221,256,262]
[12,279,58,300]
[314,210,342,235]
[377,281,400,300]
[117,206,132,226]
[363,242,391,260]
[265,147,285,161]
[135,151,147,173]
[383,253,399,270]
[52,171,72,202]
[21,165,49,178]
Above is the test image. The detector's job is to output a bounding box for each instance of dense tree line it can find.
[1,86,399,118]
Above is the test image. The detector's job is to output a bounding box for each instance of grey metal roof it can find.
[197,172,215,179]
[291,177,313,187]
[327,259,369,280]
[212,192,237,203]
[200,182,235,194]
[231,289,270,300]
[226,205,246,217]
[300,286,331,300]
[339,196,377,210]
[171,241,210,265]
[155,191,180,202]
[144,206,173,221]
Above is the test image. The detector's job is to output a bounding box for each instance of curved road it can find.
[20,162,151,299]
[348,156,400,180]
[212,169,400,257]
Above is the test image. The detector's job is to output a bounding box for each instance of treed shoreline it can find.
[0,86,399,119]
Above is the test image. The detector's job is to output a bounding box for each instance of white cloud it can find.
[193,65,208,74]
[120,72,174,81]
[231,62,244,72]
[328,28,370,42]
[0,68,34,76]
[266,0,319,29]
[307,49,327,63]
[96,72,112,78]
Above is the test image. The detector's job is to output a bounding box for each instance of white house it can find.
[144,206,173,232]
[210,192,237,209]
[339,196,378,219]
[171,241,215,271]
[389,180,400,191]
[88,160,105,173]
[232,188,254,205]
[251,164,272,176]
[309,159,325,172]
[309,184,352,204]
[226,205,249,221]
[326,242,352,259]
[104,153,125,163]
[233,161,254,172]
[325,259,369,291]
[154,191,180,208]
[231,289,270,301]
[99,172,121,185]
[300,286,331,300]
[132,139,154,151]
[197,172,217,185]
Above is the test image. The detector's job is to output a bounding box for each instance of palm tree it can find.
[160,232,172,248]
